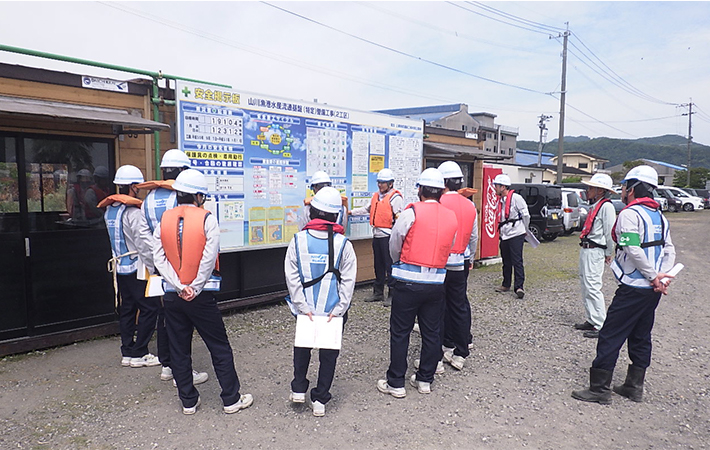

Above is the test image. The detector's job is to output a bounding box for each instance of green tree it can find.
[672,167,710,188]
[561,176,582,183]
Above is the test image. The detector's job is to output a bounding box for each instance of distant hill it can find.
[518,135,710,169]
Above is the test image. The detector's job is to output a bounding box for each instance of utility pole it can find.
[681,100,694,186]
[537,114,553,167]
[554,25,570,184]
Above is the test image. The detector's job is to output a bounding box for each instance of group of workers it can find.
[103,150,676,416]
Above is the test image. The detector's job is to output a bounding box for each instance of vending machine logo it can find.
[484,175,499,239]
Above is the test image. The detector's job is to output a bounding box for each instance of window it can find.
[493,145,497,153]
[578,162,588,169]
[509,148,513,155]
[501,135,506,141]
[462,125,467,131]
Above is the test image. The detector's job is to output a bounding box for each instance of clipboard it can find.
[145,275,165,297]
[294,315,343,350]
[525,228,540,248]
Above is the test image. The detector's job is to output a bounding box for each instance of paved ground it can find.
[1,210,708,450]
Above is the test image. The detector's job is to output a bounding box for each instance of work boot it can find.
[365,287,384,302]
[571,367,613,405]
[383,291,393,307]
[613,364,646,402]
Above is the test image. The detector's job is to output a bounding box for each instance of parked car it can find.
[562,187,589,230]
[657,187,703,211]
[682,188,710,209]
[655,188,683,212]
[510,183,564,242]
[610,187,668,213]
[561,188,582,235]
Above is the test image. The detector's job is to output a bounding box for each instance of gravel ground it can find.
[1,211,709,450]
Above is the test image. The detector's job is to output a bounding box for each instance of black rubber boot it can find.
[383,290,393,307]
[364,287,384,302]
[613,364,646,402]
[571,367,613,405]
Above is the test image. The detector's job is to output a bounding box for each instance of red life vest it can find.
[497,189,519,229]
[370,189,401,229]
[440,192,477,254]
[580,198,611,239]
[97,194,143,209]
[400,202,458,269]
[161,205,219,285]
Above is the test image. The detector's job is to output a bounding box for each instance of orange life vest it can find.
[400,202,458,269]
[136,179,175,191]
[370,189,401,229]
[97,194,143,209]
[161,205,219,285]
[440,193,477,254]
[457,187,478,198]
[304,194,349,207]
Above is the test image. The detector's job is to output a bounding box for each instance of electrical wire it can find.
[262,2,554,96]
[446,2,556,36]
[550,95,636,137]
[466,1,566,33]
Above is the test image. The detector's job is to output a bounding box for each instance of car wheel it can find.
[682,203,694,212]
[668,204,678,213]
[542,233,558,242]
[528,224,542,242]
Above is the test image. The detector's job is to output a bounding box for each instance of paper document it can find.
[660,263,684,285]
[294,315,343,350]
[145,275,165,297]
[525,229,540,248]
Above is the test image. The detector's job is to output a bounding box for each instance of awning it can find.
[0,95,169,133]
[423,141,510,161]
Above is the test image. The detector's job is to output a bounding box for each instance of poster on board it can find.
[175,81,423,252]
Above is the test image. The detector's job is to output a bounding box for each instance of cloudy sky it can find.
[2,1,710,145]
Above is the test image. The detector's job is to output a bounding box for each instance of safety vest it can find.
[370,189,401,229]
[392,202,457,284]
[610,204,669,289]
[103,195,143,275]
[580,198,612,248]
[440,192,477,256]
[143,187,178,233]
[85,185,109,219]
[498,190,519,228]
[286,229,348,316]
[160,205,221,291]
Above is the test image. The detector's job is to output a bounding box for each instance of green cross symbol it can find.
[181,87,191,97]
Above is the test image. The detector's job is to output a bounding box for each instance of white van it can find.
[561,188,582,235]
[657,186,704,211]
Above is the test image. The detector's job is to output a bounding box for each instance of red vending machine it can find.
[479,166,502,259]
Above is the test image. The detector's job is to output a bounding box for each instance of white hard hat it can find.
[416,168,445,189]
[437,161,463,179]
[113,165,144,185]
[310,186,342,214]
[310,171,332,186]
[582,173,614,191]
[492,174,511,187]
[621,165,658,188]
[173,169,208,195]
[160,149,192,169]
[376,168,395,182]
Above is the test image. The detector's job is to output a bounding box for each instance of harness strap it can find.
[302,224,342,288]
[106,250,138,311]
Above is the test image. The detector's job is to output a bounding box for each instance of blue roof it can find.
[375,104,464,123]
[515,148,554,166]
[644,159,686,171]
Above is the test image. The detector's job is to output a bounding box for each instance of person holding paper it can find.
[350,168,404,305]
[575,173,617,339]
[437,161,478,371]
[493,173,530,299]
[153,169,253,415]
[297,171,348,231]
[98,165,160,368]
[572,165,675,405]
[136,149,208,387]
[285,186,357,417]
[378,168,457,398]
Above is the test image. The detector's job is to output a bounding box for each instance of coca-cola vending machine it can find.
[480,166,502,258]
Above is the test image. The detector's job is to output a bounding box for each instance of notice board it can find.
[176,81,423,252]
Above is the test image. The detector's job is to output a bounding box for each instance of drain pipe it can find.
[0,44,230,178]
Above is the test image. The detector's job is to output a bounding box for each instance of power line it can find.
[572,115,682,124]
[447,2,556,36]
[262,2,553,96]
[466,1,565,33]
[551,95,636,137]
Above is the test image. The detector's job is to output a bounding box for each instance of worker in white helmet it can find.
[377,168,457,399]
[492,173,530,299]
[298,171,347,231]
[285,186,357,417]
[575,173,617,339]
[350,168,404,306]
[572,165,676,405]
[136,149,208,387]
[98,165,160,369]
